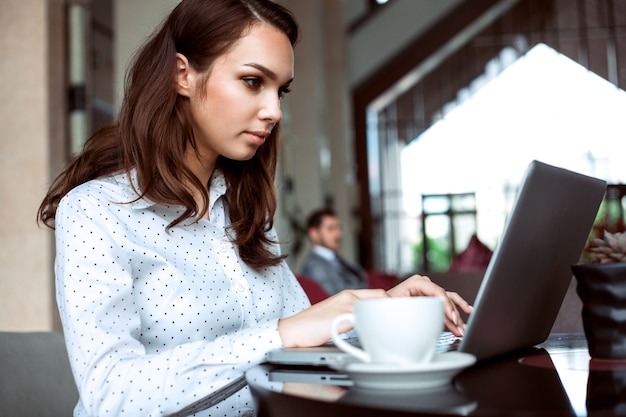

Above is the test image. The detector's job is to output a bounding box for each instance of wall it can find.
[0,0,55,330]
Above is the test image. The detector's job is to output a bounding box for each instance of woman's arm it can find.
[55,185,293,416]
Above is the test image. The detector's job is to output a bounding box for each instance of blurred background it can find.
[2,0,626,330]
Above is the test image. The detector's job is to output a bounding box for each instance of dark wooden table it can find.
[247,333,626,416]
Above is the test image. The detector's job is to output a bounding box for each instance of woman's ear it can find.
[176,53,194,97]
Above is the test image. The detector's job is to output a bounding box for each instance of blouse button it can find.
[235,282,246,293]
[219,243,227,253]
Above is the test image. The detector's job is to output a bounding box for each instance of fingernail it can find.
[452,310,459,325]
[457,325,465,336]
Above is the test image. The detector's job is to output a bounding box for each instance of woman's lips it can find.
[246,131,269,146]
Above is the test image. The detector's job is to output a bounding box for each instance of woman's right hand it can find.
[277,288,389,348]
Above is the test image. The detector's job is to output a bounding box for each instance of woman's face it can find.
[176,23,294,171]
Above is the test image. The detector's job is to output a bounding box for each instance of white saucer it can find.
[328,352,476,390]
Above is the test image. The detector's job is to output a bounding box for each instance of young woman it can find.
[38,1,471,416]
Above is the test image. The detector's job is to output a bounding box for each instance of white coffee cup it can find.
[330,297,444,365]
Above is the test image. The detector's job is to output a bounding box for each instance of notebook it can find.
[268,160,607,365]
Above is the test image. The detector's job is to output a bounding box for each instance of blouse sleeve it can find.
[54,190,294,417]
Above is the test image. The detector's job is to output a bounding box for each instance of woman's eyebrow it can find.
[244,63,276,79]
[244,63,293,84]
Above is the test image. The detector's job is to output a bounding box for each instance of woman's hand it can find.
[279,274,473,348]
[387,274,473,336]
[278,288,389,348]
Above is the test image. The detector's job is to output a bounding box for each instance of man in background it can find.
[300,207,368,295]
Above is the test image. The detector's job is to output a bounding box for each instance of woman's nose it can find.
[260,94,282,123]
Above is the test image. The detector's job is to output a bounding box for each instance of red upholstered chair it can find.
[295,275,330,304]
[367,271,400,291]
[448,234,493,272]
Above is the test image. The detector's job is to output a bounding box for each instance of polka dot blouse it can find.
[54,169,310,417]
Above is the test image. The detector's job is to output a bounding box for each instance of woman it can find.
[38,1,471,416]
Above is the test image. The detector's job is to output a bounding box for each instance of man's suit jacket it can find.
[300,251,368,295]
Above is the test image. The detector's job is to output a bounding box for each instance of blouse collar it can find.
[115,168,227,212]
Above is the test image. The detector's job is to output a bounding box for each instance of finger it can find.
[445,318,466,337]
[418,274,432,282]
[443,300,461,327]
[387,275,444,298]
[446,291,474,314]
[441,294,466,336]
[442,300,466,336]
[351,288,391,300]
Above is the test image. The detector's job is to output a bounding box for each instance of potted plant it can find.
[572,230,626,359]
[585,230,626,263]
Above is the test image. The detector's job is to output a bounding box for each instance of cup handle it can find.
[330,313,370,363]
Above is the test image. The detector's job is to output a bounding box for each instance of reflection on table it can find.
[247,333,626,417]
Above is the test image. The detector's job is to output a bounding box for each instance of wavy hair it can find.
[38,0,299,270]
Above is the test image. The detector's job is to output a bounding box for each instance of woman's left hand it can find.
[387,274,473,336]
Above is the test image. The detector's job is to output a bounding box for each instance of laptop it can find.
[268,160,607,365]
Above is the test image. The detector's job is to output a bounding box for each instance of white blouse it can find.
[54,169,310,417]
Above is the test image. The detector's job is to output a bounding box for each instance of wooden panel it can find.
[617,33,626,89]
[582,0,608,28]
[588,37,610,79]
[555,38,582,64]
[614,0,626,26]
[555,0,579,29]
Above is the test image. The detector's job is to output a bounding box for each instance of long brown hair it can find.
[38,0,299,270]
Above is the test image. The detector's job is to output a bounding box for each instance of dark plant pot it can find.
[572,263,626,359]
[586,364,626,413]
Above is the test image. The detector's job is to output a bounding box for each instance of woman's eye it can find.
[243,76,291,99]
[278,86,291,99]
[243,77,261,89]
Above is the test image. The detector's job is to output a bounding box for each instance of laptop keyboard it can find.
[436,331,463,353]
[335,332,461,353]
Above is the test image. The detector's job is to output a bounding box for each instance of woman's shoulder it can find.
[61,171,140,209]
